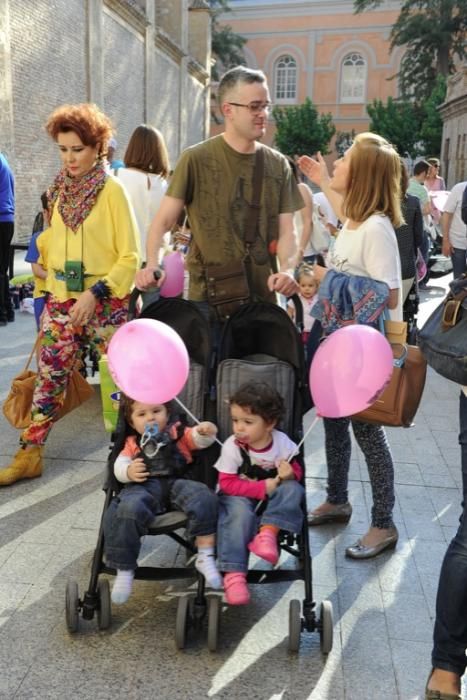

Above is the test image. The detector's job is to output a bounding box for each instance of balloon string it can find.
[174,396,224,448]
[286,414,321,462]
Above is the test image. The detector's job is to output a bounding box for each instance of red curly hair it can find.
[45,103,114,156]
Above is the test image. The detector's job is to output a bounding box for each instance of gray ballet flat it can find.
[307,503,352,526]
[345,527,398,559]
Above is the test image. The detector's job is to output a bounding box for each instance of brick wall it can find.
[186,73,207,148]
[9,0,87,237]
[103,9,145,160]
[151,50,181,167]
[2,0,211,243]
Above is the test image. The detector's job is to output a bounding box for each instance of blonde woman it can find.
[299,133,403,559]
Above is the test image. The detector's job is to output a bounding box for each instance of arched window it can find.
[340,53,367,103]
[274,55,297,103]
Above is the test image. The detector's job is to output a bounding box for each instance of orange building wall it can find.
[212,0,403,157]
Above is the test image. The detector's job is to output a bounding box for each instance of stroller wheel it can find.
[207,595,221,652]
[97,579,112,631]
[288,599,302,653]
[65,580,80,633]
[319,600,333,654]
[175,594,191,650]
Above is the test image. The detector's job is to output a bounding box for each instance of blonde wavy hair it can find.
[343,132,403,228]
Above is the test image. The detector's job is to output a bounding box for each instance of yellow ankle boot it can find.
[0,446,43,486]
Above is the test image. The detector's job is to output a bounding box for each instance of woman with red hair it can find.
[0,103,140,486]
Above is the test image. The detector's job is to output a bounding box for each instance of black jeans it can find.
[432,391,467,676]
[0,221,14,317]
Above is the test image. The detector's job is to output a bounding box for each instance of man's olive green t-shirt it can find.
[167,135,303,301]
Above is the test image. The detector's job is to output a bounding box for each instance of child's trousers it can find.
[104,477,218,571]
[217,480,304,573]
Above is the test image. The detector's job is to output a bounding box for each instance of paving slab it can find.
[0,260,462,699]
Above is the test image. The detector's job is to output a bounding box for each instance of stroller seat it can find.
[147,511,188,535]
[217,355,296,440]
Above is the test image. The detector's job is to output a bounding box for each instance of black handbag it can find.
[418,275,467,384]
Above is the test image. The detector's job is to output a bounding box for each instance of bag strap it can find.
[244,147,264,247]
[24,334,41,372]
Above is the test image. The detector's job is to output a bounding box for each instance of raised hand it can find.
[297,152,330,188]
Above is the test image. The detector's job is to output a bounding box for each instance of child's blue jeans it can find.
[217,480,304,573]
[104,477,218,570]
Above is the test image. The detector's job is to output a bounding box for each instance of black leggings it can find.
[0,221,14,314]
[323,416,395,529]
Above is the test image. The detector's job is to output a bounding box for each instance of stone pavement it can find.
[0,257,462,700]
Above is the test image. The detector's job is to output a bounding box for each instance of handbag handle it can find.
[378,312,408,368]
[23,334,41,372]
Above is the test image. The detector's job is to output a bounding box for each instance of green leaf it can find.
[272,98,336,157]
[354,0,467,100]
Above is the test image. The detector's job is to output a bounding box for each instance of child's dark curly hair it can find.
[229,381,284,424]
[120,393,175,430]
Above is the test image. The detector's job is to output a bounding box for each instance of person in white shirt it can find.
[115,125,170,260]
[313,191,339,236]
[441,180,467,279]
[298,133,402,560]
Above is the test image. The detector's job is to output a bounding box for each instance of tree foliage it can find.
[208,0,246,80]
[367,76,447,158]
[367,97,423,158]
[419,75,447,156]
[354,0,466,100]
[273,99,336,157]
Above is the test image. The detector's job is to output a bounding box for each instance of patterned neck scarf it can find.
[47,160,108,232]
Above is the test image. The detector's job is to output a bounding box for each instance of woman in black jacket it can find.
[394,161,424,303]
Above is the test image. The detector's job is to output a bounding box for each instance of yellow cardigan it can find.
[45,177,140,300]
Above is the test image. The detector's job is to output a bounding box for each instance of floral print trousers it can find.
[20,294,128,446]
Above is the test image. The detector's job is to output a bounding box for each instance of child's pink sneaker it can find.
[248,528,279,565]
[224,572,250,605]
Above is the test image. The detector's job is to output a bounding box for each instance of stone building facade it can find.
[439,63,467,189]
[213,0,403,148]
[0,0,211,241]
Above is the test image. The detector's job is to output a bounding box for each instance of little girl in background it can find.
[103,395,222,604]
[215,381,304,606]
[287,264,319,346]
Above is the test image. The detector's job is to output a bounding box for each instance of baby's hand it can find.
[265,476,280,496]
[197,421,218,437]
[127,457,149,483]
[277,460,295,481]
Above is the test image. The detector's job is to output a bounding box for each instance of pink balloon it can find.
[309,325,393,418]
[160,252,184,298]
[107,319,189,404]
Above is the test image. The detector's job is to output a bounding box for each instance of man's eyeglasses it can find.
[227,101,273,115]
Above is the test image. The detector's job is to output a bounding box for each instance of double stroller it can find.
[64,297,334,654]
